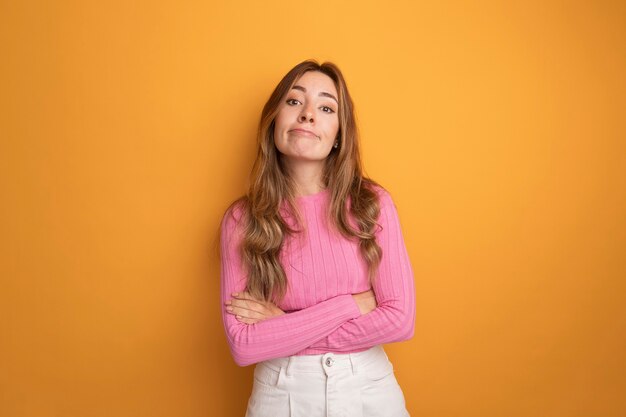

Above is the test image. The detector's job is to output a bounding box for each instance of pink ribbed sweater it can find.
[220,187,415,367]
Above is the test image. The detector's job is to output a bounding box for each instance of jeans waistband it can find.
[260,345,387,375]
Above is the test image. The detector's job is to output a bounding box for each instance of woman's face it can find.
[273,71,340,169]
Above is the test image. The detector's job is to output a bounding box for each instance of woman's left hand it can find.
[225,292,285,324]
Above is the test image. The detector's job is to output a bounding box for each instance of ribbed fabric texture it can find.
[220,187,415,366]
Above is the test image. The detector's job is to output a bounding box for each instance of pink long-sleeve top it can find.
[220,187,415,367]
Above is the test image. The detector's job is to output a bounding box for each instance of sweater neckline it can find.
[296,188,330,203]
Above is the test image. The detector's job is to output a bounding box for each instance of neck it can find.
[284,160,325,196]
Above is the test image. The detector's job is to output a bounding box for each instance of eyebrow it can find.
[292,85,338,104]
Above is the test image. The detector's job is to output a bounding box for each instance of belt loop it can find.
[349,353,358,375]
[285,355,294,377]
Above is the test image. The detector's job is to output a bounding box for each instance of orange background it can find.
[1,1,625,416]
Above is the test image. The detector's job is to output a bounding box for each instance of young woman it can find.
[220,60,415,416]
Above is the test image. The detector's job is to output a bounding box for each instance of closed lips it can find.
[289,129,319,138]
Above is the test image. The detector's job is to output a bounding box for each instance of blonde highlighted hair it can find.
[235,60,382,303]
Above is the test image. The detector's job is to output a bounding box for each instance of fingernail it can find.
[226,306,233,311]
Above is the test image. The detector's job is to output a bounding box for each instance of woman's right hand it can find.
[225,292,285,325]
[352,290,377,315]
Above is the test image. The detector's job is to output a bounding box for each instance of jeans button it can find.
[325,357,334,367]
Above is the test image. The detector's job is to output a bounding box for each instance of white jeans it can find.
[245,345,410,417]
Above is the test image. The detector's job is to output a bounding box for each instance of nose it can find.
[298,105,314,123]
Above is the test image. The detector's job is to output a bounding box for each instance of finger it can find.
[232,293,279,313]
[231,292,264,302]
[236,315,259,325]
[226,305,265,320]
[229,298,266,312]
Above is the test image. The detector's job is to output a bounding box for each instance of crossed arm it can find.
[225,289,377,324]
[220,192,415,366]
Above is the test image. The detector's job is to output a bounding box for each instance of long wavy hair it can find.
[239,60,382,303]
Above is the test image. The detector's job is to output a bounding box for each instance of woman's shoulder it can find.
[364,180,394,208]
[221,197,248,229]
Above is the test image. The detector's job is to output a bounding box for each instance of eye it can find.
[286,98,301,106]
[321,106,335,114]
